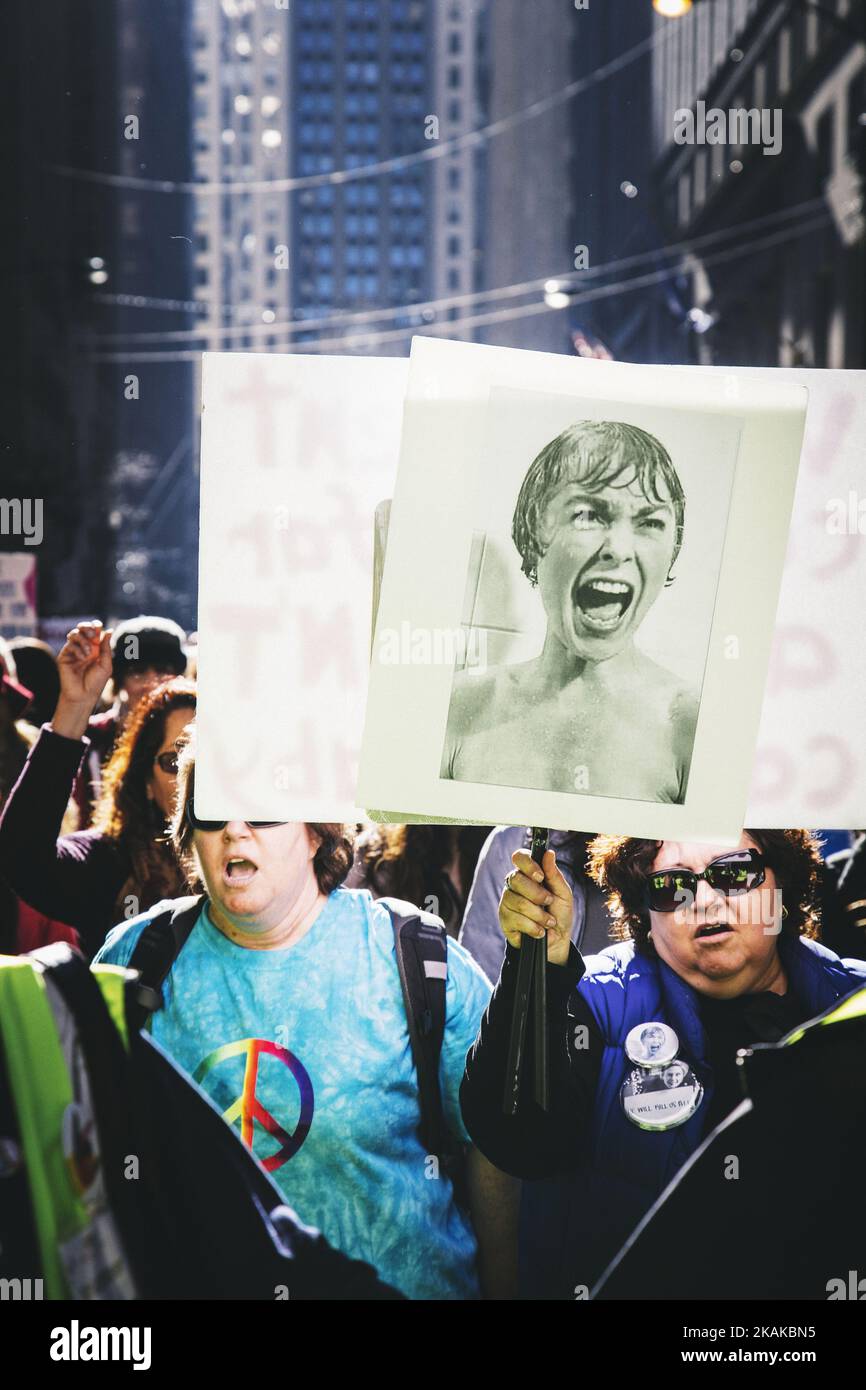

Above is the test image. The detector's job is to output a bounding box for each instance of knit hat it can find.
[110,616,187,687]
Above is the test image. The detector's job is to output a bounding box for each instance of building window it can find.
[778,25,791,95]
[677,169,690,227]
[846,64,866,154]
[816,105,834,179]
[693,150,707,208]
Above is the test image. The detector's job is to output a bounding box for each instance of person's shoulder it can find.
[668,680,700,730]
[798,933,866,979]
[580,940,640,983]
[330,884,387,935]
[445,932,493,992]
[448,664,502,720]
[480,824,528,862]
[93,897,185,968]
[651,673,700,768]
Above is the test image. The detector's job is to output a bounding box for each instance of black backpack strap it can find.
[379,896,451,1160]
[126,895,206,1032]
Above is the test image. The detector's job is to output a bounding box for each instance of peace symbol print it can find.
[194,1038,314,1170]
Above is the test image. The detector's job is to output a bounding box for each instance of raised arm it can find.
[0,624,119,945]
[460,847,602,1179]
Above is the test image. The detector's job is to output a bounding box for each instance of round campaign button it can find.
[620,1058,704,1131]
[624,1021,680,1068]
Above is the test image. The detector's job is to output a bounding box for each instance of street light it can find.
[653,0,692,15]
[654,0,866,43]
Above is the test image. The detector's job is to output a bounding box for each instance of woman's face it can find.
[647,834,783,998]
[147,707,195,820]
[641,1027,666,1057]
[194,821,321,935]
[535,468,677,661]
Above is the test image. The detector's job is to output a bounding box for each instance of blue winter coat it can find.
[519,934,866,1299]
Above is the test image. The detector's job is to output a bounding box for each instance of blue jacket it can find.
[520,934,866,1298]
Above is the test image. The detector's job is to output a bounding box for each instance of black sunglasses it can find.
[154,751,179,775]
[185,801,286,832]
[644,849,766,913]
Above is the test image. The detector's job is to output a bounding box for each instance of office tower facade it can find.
[189,0,486,356]
[191,0,291,352]
[650,0,865,368]
[480,0,657,359]
[0,0,196,627]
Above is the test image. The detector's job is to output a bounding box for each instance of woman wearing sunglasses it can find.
[93,733,517,1301]
[460,831,866,1299]
[0,622,194,958]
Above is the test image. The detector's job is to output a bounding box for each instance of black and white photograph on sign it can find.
[438,387,740,805]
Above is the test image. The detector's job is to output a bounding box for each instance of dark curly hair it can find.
[91,678,196,916]
[587,830,823,954]
[170,730,354,896]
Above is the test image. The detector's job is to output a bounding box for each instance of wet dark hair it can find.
[587,830,823,953]
[511,420,685,585]
[170,731,354,896]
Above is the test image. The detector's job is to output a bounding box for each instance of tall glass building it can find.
[192,0,486,356]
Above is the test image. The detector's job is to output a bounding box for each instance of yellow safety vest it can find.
[0,952,137,1299]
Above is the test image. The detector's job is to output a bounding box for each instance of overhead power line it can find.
[49,29,665,197]
[87,208,832,362]
[83,198,828,345]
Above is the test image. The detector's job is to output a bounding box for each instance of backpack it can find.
[0,944,401,1299]
[126,893,461,1176]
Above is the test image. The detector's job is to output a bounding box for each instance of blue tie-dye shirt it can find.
[94,886,492,1299]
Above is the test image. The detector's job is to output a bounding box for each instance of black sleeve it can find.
[0,725,124,950]
[460,942,603,1179]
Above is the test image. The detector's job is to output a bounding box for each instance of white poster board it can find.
[195,352,408,821]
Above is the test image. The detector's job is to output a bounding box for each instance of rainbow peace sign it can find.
[194,1038,314,1170]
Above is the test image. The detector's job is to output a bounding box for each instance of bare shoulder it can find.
[668,681,701,736]
[449,664,500,721]
[441,667,496,778]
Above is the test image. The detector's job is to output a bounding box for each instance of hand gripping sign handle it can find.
[503,827,550,1116]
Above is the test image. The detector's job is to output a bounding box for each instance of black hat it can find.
[110,616,187,687]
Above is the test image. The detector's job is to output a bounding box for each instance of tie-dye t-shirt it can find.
[94,886,492,1299]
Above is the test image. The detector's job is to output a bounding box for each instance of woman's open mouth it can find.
[572,576,636,634]
[694,922,734,942]
[223,857,258,887]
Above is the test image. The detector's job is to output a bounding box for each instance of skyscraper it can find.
[0,0,196,627]
[649,0,865,368]
[189,0,486,356]
[480,0,657,359]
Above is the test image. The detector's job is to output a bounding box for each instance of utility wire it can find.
[84,198,828,345]
[49,28,665,197]
[87,208,832,362]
